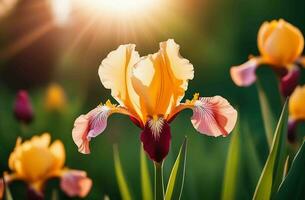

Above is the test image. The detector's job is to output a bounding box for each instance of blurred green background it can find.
[0,0,305,199]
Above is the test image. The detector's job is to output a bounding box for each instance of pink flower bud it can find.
[13,90,34,124]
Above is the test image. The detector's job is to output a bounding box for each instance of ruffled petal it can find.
[279,65,300,97]
[60,170,92,198]
[72,106,111,154]
[230,58,260,87]
[140,119,171,163]
[131,39,194,121]
[98,44,142,120]
[191,96,237,137]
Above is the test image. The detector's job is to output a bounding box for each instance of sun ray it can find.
[0,21,54,59]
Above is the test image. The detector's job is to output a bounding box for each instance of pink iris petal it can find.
[230,59,259,86]
[72,106,110,154]
[60,170,92,198]
[191,96,238,137]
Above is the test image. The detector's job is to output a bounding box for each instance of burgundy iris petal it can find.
[280,67,300,97]
[287,118,298,143]
[140,121,171,163]
[13,90,34,124]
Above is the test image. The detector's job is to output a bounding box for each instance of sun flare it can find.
[75,0,156,15]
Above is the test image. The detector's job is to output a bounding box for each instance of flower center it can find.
[148,115,165,140]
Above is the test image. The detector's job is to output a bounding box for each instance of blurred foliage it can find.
[0,0,305,199]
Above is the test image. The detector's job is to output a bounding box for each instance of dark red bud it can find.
[280,67,300,97]
[140,121,171,163]
[13,90,34,124]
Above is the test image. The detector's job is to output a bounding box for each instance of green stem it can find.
[154,162,164,200]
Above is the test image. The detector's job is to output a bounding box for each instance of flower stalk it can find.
[154,162,164,200]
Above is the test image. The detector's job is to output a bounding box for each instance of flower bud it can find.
[44,83,67,112]
[13,90,34,124]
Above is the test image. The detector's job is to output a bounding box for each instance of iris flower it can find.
[72,39,238,163]
[230,19,305,97]
[3,133,92,198]
[288,85,305,142]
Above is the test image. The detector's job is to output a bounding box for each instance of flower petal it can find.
[140,120,171,163]
[0,178,3,200]
[131,39,194,121]
[49,140,66,171]
[72,106,111,154]
[230,58,260,87]
[279,65,300,97]
[289,85,305,121]
[60,170,92,198]
[260,19,304,65]
[191,96,237,137]
[98,44,142,120]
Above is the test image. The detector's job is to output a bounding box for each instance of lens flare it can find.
[50,0,71,26]
[74,0,156,16]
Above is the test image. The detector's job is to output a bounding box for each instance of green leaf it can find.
[256,80,276,148]
[4,181,13,200]
[140,146,153,200]
[253,100,288,200]
[165,137,188,200]
[51,189,59,200]
[113,145,132,200]
[221,127,240,200]
[275,141,305,200]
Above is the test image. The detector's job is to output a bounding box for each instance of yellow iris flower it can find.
[230,19,304,96]
[3,133,92,198]
[73,39,237,162]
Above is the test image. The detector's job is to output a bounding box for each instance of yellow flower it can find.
[44,83,67,111]
[289,85,305,121]
[7,133,65,191]
[231,19,304,89]
[5,133,92,197]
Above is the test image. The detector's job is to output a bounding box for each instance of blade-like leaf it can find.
[256,81,276,148]
[51,189,59,200]
[253,100,288,200]
[165,137,188,200]
[275,141,305,200]
[4,182,13,200]
[140,146,153,200]
[113,145,132,200]
[221,128,240,200]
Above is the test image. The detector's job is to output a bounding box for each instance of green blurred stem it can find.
[256,81,275,148]
[154,162,164,200]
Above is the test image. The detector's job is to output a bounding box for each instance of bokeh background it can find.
[1,0,305,199]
